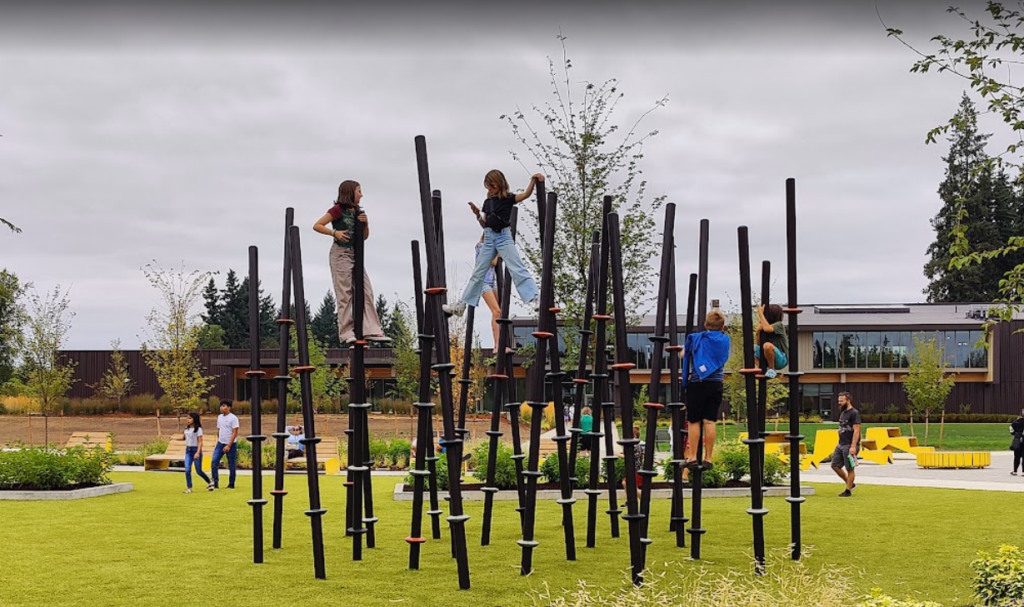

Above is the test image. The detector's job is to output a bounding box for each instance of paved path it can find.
[800,451,1024,492]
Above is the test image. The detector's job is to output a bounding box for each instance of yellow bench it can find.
[917,451,991,469]
[144,434,213,473]
[865,427,935,455]
[806,429,893,468]
[284,436,342,475]
[65,431,113,452]
[738,432,817,470]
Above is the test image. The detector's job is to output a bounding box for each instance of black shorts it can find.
[685,381,723,423]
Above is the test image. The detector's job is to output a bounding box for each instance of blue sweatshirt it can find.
[681,330,731,386]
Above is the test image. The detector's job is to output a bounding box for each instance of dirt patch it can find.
[0,413,516,450]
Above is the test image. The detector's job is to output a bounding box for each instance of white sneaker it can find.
[527,296,541,312]
[442,301,466,317]
[183,489,192,494]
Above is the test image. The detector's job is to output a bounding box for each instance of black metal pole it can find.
[666,258,689,548]
[784,178,805,560]
[481,221,518,545]
[288,225,327,580]
[609,213,643,586]
[697,219,709,327]
[569,233,598,491]
[540,193,576,562]
[688,223,711,561]
[520,192,557,575]
[738,226,767,576]
[755,262,771,484]
[271,208,294,551]
[638,203,675,565]
[415,135,471,590]
[407,240,433,569]
[246,245,268,564]
[584,227,608,548]
[596,197,620,539]
[502,208,528,534]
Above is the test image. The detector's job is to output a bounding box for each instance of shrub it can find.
[386,439,412,467]
[699,465,727,488]
[714,442,750,482]
[406,453,449,490]
[0,446,115,490]
[600,456,627,485]
[117,437,169,466]
[971,545,1024,606]
[762,452,790,486]
[471,442,519,490]
[539,453,590,488]
[861,413,1017,424]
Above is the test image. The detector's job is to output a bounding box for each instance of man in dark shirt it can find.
[831,391,861,497]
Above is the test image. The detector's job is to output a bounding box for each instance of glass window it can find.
[855,331,868,368]
[944,331,956,367]
[813,332,823,369]
[627,333,643,368]
[866,332,882,368]
[955,330,970,368]
[823,332,836,369]
[899,331,911,368]
[968,330,988,368]
[881,331,897,368]
[840,333,856,368]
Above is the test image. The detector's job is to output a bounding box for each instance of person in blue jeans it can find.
[443,170,542,317]
[182,412,212,494]
[209,399,240,490]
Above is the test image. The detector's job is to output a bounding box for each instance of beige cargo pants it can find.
[329,245,384,342]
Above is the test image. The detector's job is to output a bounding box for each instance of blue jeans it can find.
[460,228,537,307]
[184,446,212,489]
[210,442,237,488]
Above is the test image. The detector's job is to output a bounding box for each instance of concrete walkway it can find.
[800,451,1024,492]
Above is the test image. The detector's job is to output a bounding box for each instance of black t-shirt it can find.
[838,407,862,446]
[482,195,516,232]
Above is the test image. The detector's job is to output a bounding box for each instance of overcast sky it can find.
[0,1,1002,349]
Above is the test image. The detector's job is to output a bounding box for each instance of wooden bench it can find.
[917,451,990,469]
[284,436,342,475]
[144,434,213,472]
[65,431,113,452]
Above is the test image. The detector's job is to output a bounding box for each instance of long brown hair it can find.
[483,170,511,198]
[336,180,361,209]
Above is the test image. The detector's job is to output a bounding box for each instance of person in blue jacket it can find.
[680,309,730,468]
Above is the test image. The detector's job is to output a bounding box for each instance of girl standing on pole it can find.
[314,180,390,345]
[443,170,542,317]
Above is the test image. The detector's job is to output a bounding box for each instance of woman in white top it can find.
[183,413,213,493]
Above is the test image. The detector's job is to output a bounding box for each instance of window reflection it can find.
[810,329,988,369]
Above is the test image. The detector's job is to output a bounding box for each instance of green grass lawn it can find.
[1,472,1022,606]
[713,422,1014,452]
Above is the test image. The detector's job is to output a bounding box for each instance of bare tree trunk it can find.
[939,410,945,450]
[908,409,914,439]
[924,411,930,445]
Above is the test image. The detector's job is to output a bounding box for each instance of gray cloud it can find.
[0,0,990,348]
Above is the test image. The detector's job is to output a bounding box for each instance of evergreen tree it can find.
[201,277,221,326]
[220,270,246,349]
[259,289,278,349]
[375,294,392,339]
[311,291,341,349]
[924,94,1015,302]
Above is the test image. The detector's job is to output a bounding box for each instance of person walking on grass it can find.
[209,399,240,491]
[832,392,861,497]
[1011,409,1024,476]
[182,412,212,494]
